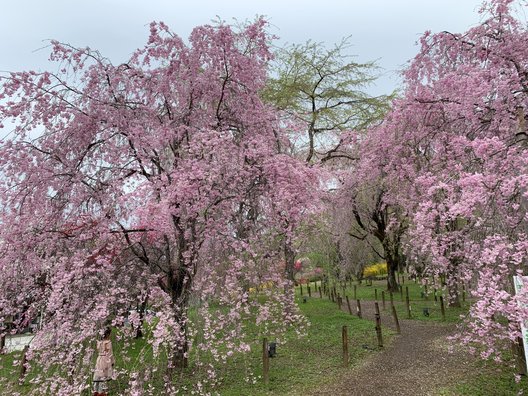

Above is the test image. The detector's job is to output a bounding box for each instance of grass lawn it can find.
[217,296,394,395]
[0,296,392,395]
[436,357,528,395]
[309,277,471,323]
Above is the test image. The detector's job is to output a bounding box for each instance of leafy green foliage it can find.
[263,38,392,163]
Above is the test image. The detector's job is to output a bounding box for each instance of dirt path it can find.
[312,300,477,396]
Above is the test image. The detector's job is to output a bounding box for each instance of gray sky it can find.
[0,0,487,95]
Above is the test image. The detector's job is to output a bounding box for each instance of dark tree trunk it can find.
[447,279,461,308]
[447,260,461,308]
[386,258,399,292]
[383,239,401,293]
[166,234,194,373]
[170,314,189,369]
[168,295,189,372]
[134,296,148,339]
[284,240,295,283]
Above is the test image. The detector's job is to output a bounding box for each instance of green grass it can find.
[436,358,528,395]
[308,277,470,323]
[0,296,392,395]
[396,299,469,323]
[216,296,393,395]
[342,278,442,302]
[0,350,18,390]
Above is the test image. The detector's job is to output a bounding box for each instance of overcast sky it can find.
[0,1,489,96]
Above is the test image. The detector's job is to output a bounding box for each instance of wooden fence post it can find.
[346,296,353,315]
[307,284,311,298]
[375,312,383,348]
[391,304,401,334]
[405,286,411,319]
[262,338,269,384]
[374,301,380,316]
[375,288,378,301]
[342,325,349,367]
[356,299,362,319]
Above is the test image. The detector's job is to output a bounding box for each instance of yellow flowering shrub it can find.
[363,262,388,278]
[248,281,275,294]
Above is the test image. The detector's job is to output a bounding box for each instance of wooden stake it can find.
[391,304,401,334]
[375,312,383,348]
[307,285,311,298]
[375,288,378,301]
[262,338,269,384]
[342,325,349,367]
[405,286,411,319]
[375,301,380,316]
[356,299,362,319]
